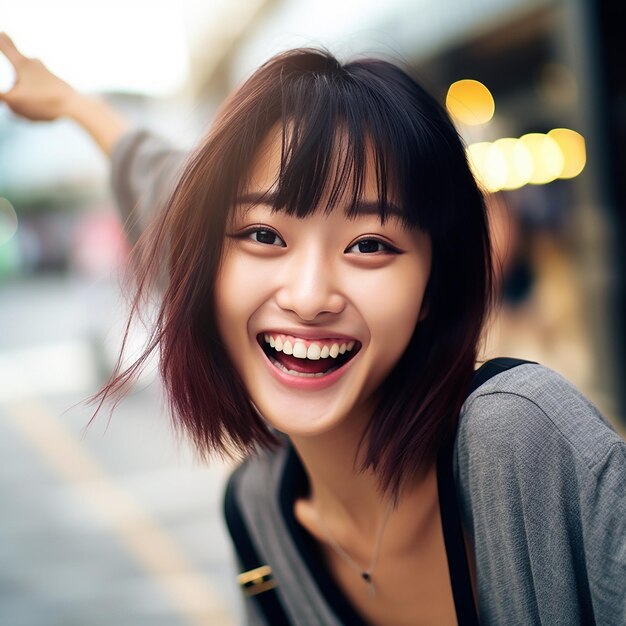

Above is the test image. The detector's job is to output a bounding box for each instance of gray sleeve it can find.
[455,367,626,624]
[109,128,189,244]
[580,440,626,625]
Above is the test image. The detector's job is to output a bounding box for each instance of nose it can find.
[274,246,346,321]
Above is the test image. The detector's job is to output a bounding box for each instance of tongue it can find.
[273,351,338,374]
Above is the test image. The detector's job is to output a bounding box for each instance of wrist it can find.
[61,90,94,122]
[61,90,132,157]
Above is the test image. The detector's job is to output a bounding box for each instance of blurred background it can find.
[0,0,624,624]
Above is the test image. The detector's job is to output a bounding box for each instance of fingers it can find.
[0,31,25,68]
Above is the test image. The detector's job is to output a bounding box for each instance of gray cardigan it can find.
[110,128,626,625]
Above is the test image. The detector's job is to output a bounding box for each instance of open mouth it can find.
[256,333,362,378]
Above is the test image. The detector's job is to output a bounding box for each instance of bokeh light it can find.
[519,132,565,184]
[446,79,495,126]
[548,128,586,178]
[0,197,18,245]
[494,138,534,190]
[467,131,583,192]
[467,141,506,192]
[467,142,491,190]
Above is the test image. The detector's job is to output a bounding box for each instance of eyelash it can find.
[233,226,400,254]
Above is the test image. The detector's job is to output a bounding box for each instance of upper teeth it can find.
[264,334,356,360]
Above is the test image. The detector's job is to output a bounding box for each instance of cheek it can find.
[214,252,267,348]
[214,254,245,347]
[353,263,428,360]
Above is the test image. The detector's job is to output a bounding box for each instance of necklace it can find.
[312,497,395,598]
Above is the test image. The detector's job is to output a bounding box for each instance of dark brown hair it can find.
[88,47,496,502]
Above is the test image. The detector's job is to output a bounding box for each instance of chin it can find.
[251,387,368,439]
[267,415,345,438]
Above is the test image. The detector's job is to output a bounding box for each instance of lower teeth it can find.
[268,354,340,378]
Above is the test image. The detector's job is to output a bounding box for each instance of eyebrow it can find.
[235,191,405,219]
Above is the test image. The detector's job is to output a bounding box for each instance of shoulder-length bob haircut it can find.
[90,47,495,502]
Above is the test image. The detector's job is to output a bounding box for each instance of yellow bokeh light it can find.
[467,142,491,190]
[548,128,586,178]
[519,133,565,184]
[446,79,495,126]
[484,143,508,192]
[493,138,533,190]
[467,142,507,192]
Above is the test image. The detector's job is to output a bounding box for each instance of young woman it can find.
[2,31,624,625]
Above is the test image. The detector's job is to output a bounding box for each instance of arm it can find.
[109,129,188,244]
[0,31,187,241]
[65,91,131,158]
[580,441,626,624]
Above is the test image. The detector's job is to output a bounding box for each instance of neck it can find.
[288,402,437,547]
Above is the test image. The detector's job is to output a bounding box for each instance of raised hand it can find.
[0,31,131,156]
[0,31,77,121]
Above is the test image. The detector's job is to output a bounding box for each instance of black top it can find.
[278,435,480,625]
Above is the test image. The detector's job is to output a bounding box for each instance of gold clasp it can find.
[237,564,277,597]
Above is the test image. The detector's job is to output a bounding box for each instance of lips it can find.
[257,331,361,377]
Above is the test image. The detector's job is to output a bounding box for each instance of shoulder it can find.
[455,362,624,473]
[453,363,626,623]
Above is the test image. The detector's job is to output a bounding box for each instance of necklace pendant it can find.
[362,572,376,597]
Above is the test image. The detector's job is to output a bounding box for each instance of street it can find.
[0,275,242,626]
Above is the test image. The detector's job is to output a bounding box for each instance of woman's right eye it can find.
[243,228,286,247]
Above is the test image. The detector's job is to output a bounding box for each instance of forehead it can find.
[237,122,410,228]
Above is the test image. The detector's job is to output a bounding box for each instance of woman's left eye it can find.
[346,239,398,254]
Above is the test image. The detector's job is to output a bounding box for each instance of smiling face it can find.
[214,125,432,437]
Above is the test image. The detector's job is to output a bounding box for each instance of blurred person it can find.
[2,31,624,626]
[480,194,595,395]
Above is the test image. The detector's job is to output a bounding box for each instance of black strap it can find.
[224,357,538,625]
[223,465,292,625]
[437,357,537,625]
[469,357,537,396]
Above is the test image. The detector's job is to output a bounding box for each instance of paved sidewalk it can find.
[0,276,242,626]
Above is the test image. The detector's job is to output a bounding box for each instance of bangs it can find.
[236,69,432,231]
